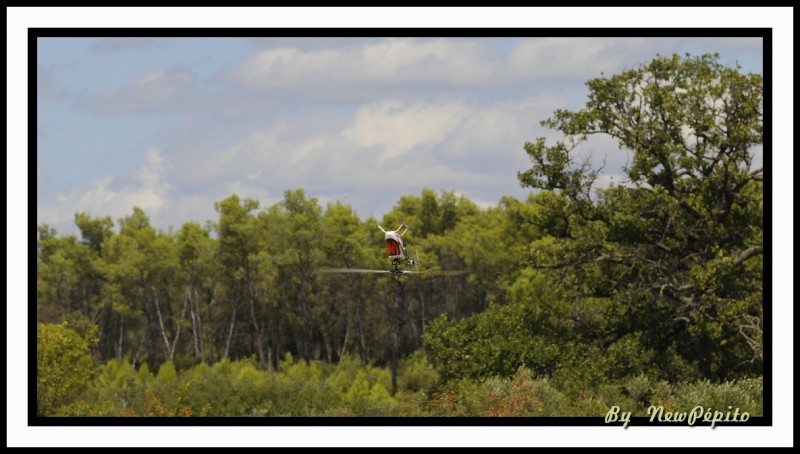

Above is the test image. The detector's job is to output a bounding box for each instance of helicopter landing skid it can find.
[390,259,405,274]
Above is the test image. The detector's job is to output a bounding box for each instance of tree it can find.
[215,195,266,366]
[318,201,374,363]
[37,234,81,321]
[424,268,567,381]
[262,190,325,365]
[38,222,108,334]
[74,212,114,253]
[516,53,763,379]
[100,207,185,367]
[177,222,218,363]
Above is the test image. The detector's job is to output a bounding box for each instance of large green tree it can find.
[215,195,267,365]
[423,53,763,385]
[98,208,186,366]
[515,53,763,380]
[262,190,325,365]
[176,221,218,363]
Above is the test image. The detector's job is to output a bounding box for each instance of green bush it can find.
[37,322,97,416]
[398,351,439,393]
[57,351,762,417]
[411,365,761,417]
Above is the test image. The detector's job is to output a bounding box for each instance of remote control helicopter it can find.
[321,222,465,276]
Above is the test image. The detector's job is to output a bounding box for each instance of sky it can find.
[36,36,764,235]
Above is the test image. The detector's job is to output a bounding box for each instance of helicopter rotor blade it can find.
[427,270,467,276]
[402,270,467,276]
[320,267,467,276]
[320,267,390,274]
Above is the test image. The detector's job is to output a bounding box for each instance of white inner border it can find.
[9,6,793,447]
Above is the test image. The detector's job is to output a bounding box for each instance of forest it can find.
[36,54,764,417]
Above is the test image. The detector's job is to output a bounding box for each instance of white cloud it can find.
[232,38,498,97]
[137,147,166,188]
[178,99,486,192]
[90,68,197,113]
[341,100,471,160]
[508,38,652,79]
[438,94,565,166]
[160,96,560,224]
[37,148,172,228]
[184,125,287,183]
[230,37,673,101]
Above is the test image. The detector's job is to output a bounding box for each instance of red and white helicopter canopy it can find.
[321,222,465,276]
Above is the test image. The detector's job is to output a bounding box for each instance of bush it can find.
[672,377,762,416]
[58,351,762,417]
[411,365,761,417]
[398,351,439,393]
[37,322,97,416]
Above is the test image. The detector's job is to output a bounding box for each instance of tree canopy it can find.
[427,53,763,384]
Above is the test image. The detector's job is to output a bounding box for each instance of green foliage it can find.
[74,212,114,253]
[409,366,761,417]
[398,350,439,393]
[37,322,97,416]
[512,53,763,381]
[69,355,401,416]
[671,377,763,416]
[66,356,756,417]
[382,189,477,239]
[37,187,498,374]
[424,269,566,380]
[416,53,763,416]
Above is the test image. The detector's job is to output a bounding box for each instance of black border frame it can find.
[30,27,771,428]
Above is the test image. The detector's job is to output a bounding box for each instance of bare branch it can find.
[732,245,763,267]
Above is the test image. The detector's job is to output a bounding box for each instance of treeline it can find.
[37,189,486,382]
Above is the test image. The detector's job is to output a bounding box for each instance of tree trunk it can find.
[386,278,404,396]
[196,286,207,361]
[169,286,190,361]
[151,286,173,360]
[132,330,147,371]
[339,322,350,360]
[418,288,427,335]
[355,296,368,363]
[247,282,266,368]
[223,305,237,359]
[116,316,124,361]
[189,285,200,359]
[300,286,311,365]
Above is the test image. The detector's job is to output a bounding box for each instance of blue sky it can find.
[37,36,763,235]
